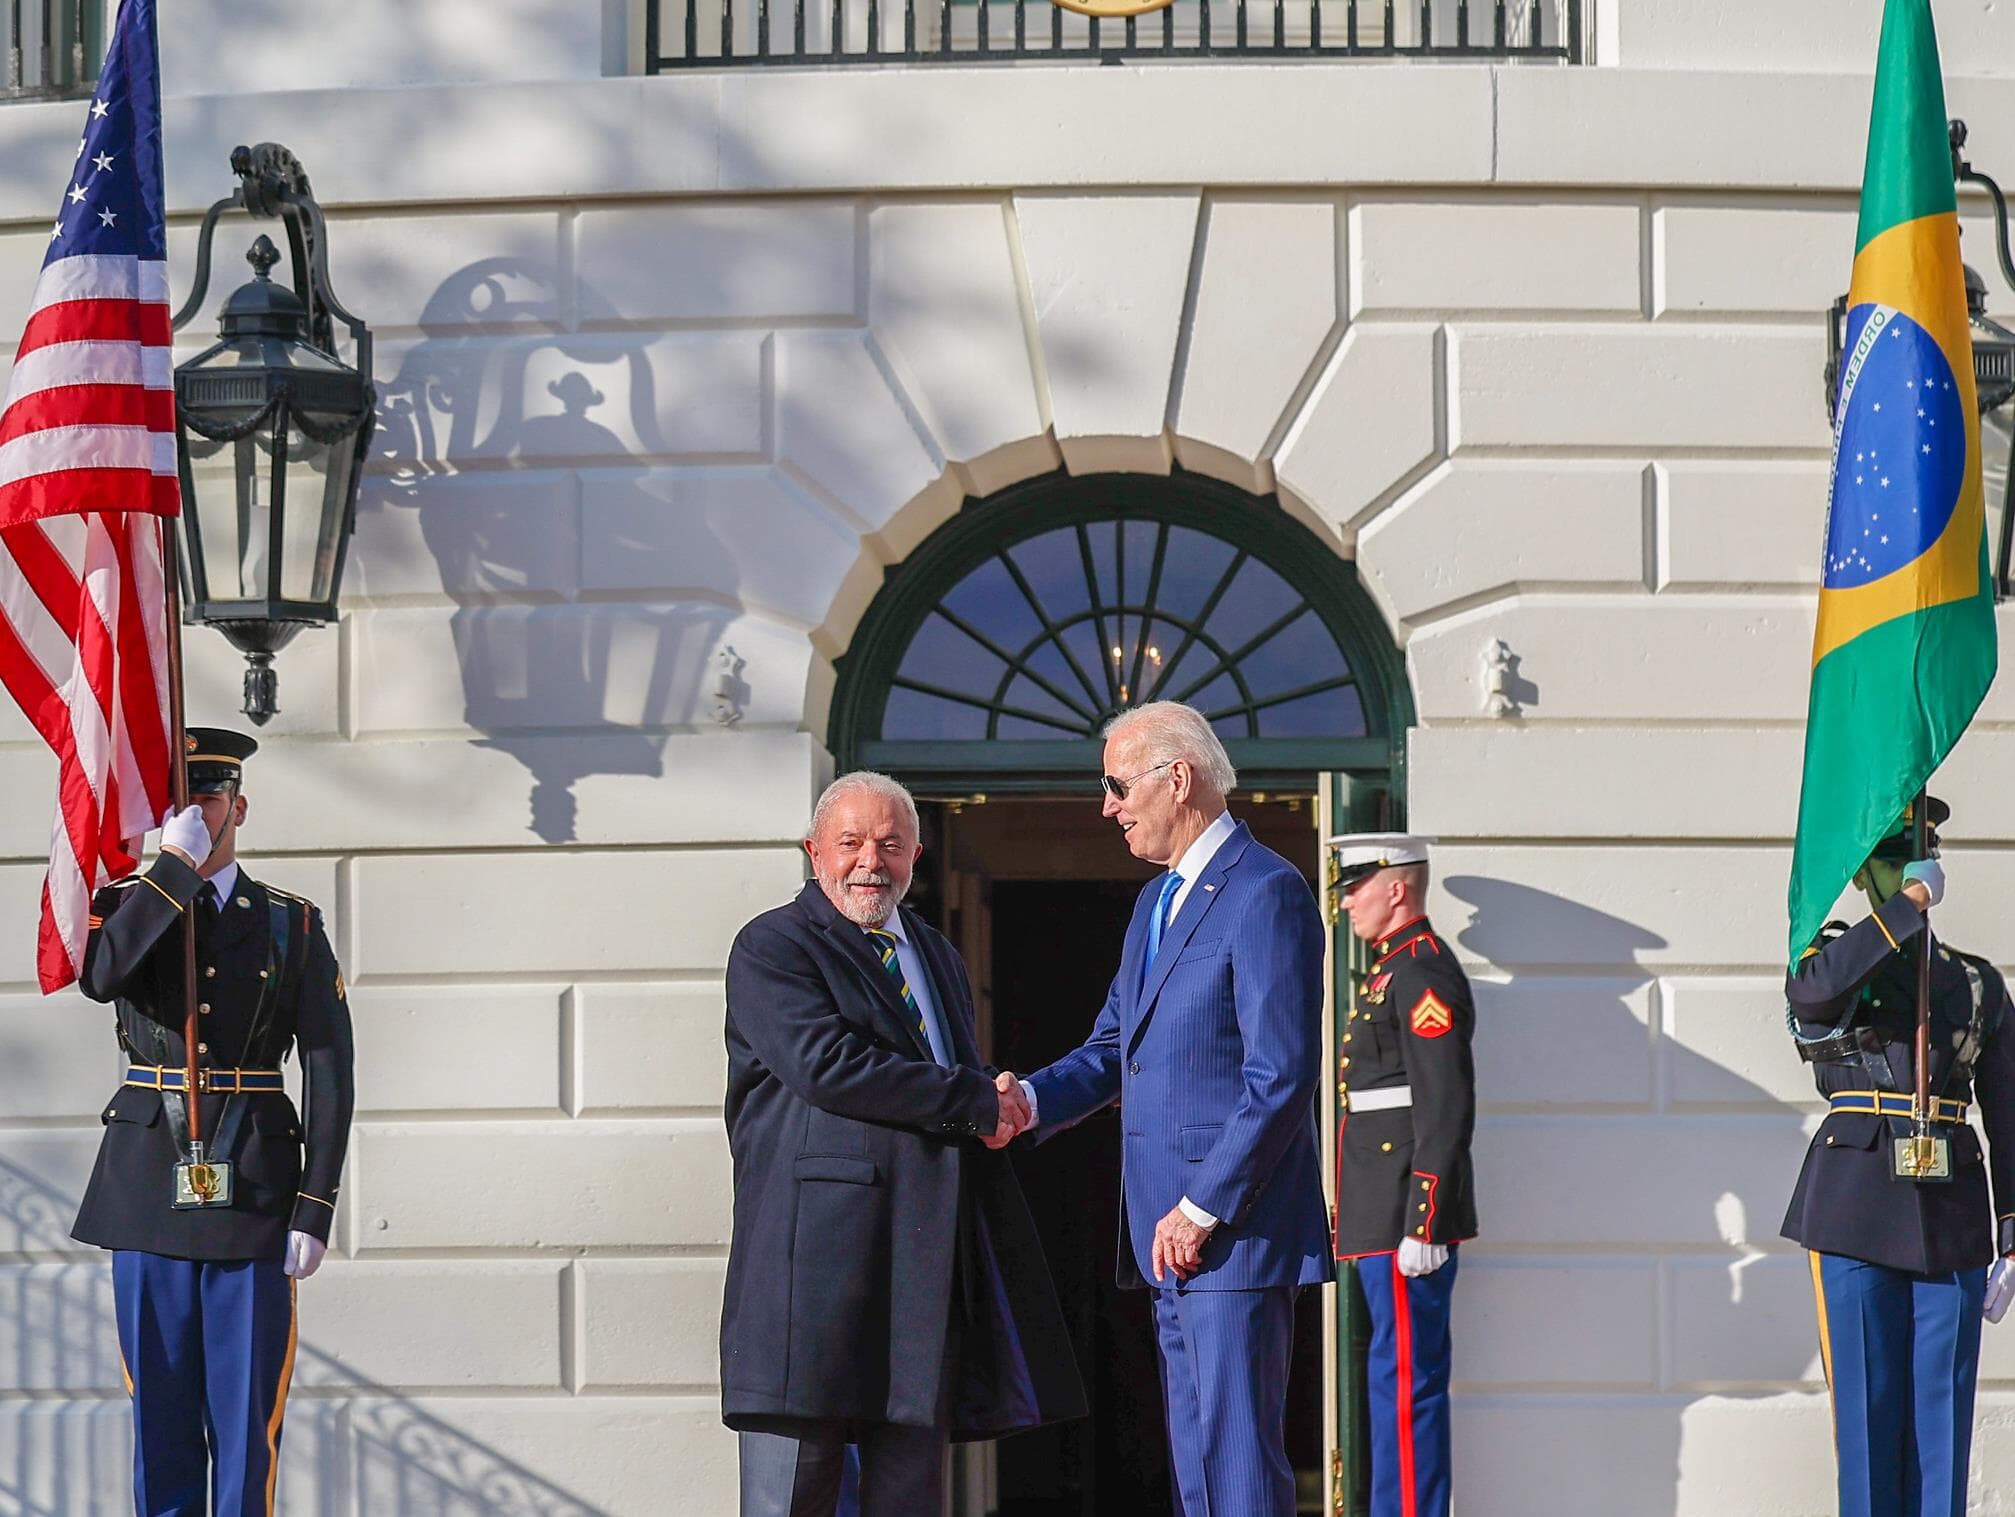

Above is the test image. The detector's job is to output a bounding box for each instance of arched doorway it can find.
[830,469,1411,1517]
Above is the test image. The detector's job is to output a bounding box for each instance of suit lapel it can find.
[797,883,931,1060]
[1129,825,1251,1048]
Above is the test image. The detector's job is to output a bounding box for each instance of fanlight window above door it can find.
[887,516,1364,742]
[831,473,1407,792]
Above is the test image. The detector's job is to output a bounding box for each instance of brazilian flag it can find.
[1787,0,1998,964]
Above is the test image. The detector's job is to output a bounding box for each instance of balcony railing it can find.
[646,0,1582,67]
[4,0,102,99]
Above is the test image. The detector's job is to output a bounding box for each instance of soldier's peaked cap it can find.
[1870,795,1949,860]
[1326,832,1431,889]
[184,727,258,793]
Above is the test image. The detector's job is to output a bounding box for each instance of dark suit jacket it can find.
[1028,823,1334,1291]
[720,881,1085,1439]
[71,851,355,1261]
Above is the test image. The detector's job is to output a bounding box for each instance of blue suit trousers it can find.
[1150,1285,1298,1517]
[1813,1250,1986,1517]
[112,1251,297,1517]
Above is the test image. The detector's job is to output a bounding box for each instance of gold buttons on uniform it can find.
[1418,1204,1428,1213]
[1343,1034,1353,1045]
[1416,1227,1427,1236]
[199,1003,211,1016]
[1421,1180,1431,1190]
[1826,1136,1836,1145]
[196,1042,208,1054]
[1381,1142,1393,1153]
[1341,1058,1351,1069]
[204,966,216,979]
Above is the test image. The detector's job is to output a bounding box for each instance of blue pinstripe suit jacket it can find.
[1029,822,1335,1291]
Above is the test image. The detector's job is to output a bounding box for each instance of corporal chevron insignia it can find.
[1410,990,1453,1039]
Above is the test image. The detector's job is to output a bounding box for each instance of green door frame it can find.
[828,468,1411,1516]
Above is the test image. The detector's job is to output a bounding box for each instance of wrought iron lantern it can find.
[1824,118,2015,602]
[171,144,374,723]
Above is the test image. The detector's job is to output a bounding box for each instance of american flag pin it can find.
[235,897,250,908]
[1203,884,1215,892]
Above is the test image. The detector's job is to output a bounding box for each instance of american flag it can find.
[0,0,177,993]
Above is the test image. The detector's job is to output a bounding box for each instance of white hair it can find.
[808,770,920,841]
[1103,701,1237,797]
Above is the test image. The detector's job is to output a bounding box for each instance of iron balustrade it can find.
[2,0,102,99]
[646,0,1581,67]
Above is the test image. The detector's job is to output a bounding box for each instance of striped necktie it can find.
[865,928,929,1050]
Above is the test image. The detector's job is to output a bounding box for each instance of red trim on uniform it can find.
[1331,1110,1347,1259]
[1391,1251,1419,1517]
[1373,916,1431,967]
[1336,1237,1477,1262]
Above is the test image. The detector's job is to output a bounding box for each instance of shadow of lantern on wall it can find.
[1824,118,2015,604]
[171,143,374,724]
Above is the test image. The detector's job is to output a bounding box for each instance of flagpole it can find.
[1913,785,1932,1136]
[159,516,200,1145]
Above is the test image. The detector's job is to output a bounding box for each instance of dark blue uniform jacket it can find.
[1780,891,2015,1275]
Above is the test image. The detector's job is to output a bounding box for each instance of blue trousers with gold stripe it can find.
[1359,1249,1458,1517]
[1811,1251,1985,1517]
[113,1252,298,1517]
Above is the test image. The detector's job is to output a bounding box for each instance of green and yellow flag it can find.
[1787,0,1998,963]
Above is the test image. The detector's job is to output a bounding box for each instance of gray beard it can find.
[824,873,909,928]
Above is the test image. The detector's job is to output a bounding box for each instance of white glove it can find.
[283,1230,326,1280]
[1397,1237,1450,1278]
[158,804,212,869]
[1902,858,1945,907]
[1986,1258,2015,1324]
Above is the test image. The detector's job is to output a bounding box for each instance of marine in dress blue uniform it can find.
[1781,797,2015,1517]
[72,729,355,1517]
[1328,834,1476,1517]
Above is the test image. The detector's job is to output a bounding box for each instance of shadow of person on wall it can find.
[366,256,736,843]
[0,1156,613,1516]
[1436,875,1822,1517]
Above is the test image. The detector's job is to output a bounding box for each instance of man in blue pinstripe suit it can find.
[1004,701,1333,1517]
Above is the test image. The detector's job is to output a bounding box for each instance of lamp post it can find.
[170,143,375,723]
[1824,119,2015,602]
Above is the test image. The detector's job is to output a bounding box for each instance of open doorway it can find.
[911,794,1328,1517]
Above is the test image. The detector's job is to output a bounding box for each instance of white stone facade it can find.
[1,3,2015,1512]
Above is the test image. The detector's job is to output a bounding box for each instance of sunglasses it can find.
[1099,761,1172,801]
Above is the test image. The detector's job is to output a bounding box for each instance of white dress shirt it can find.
[200,858,241,905]
[868,911,953,1067]
[1026,811,1238,1230]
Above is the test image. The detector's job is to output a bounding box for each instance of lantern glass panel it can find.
[1986,402,2013,593]
[180,414,349,609]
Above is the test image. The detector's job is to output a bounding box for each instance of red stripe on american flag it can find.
[0,470,179,530]
[17,297,172,358]
[109,516,169,857]
[0,386,176,447]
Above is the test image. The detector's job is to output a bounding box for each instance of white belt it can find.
[1344,1085,1413,1113]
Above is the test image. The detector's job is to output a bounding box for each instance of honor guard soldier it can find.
[1327,834,1476,1517]
[1781,797,2015,1517]
[71,728,355,1516]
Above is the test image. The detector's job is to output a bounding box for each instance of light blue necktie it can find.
[1143,871,1183,986]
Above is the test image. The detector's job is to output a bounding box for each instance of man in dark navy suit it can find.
[1005,701,1332,1517]
[720,771,1083,1517]
[1782,797,2015,1517]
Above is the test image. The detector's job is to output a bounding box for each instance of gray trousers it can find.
[738,1423,945,1517]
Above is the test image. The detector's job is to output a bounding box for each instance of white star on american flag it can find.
[91,151,113,173]
[96,208,115,227]
[66,184,85,205]
[89,98,108,118]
